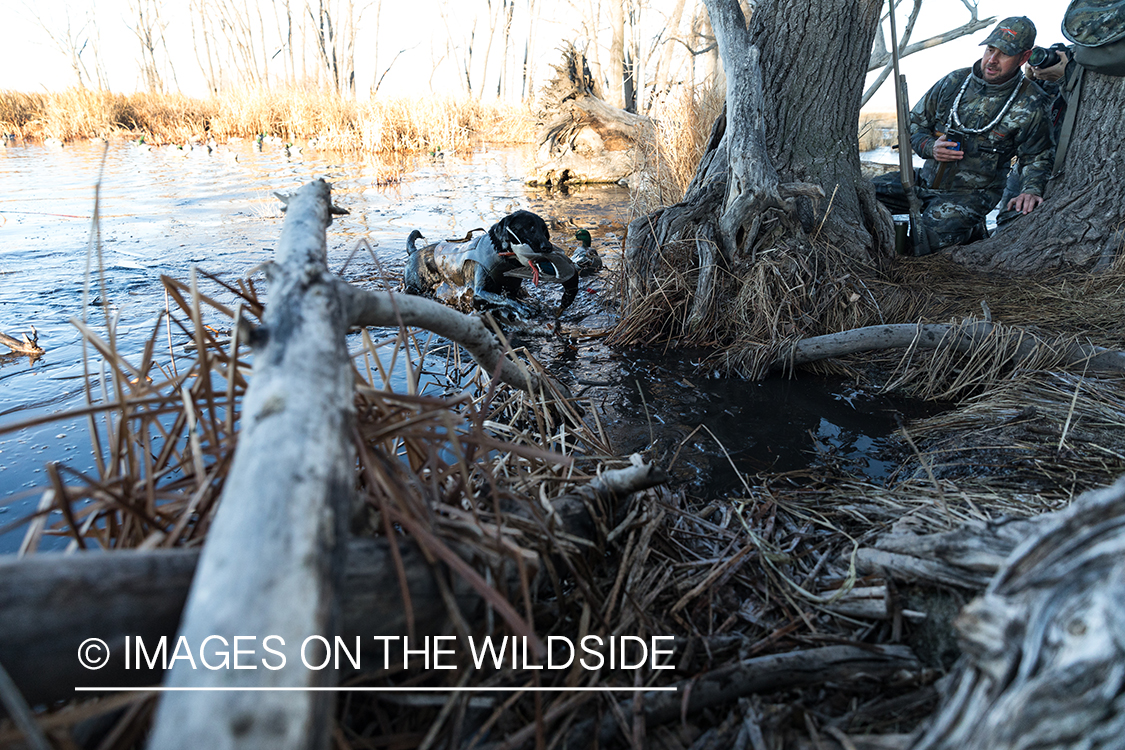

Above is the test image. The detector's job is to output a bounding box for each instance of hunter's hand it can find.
[1007,193,1044,215]
[933,136,964,162]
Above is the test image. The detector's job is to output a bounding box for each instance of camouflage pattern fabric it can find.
[910,63,1054,197]
[872,173,994,251]
[1063,0,1125,46]
[871,61,1054,252]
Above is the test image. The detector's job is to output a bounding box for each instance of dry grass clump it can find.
[613,235,886,378]
[891,369,1125,492]
[859,111,898,151]
[0,90,49,136]
[0,88,537,152]
[631,83,725,213]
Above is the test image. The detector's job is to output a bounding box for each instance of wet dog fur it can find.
[404,210,575,313]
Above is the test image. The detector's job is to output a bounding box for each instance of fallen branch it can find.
[0,462,666,707]
[857,516,1039,590]
[776,321,1125,374]
[148,180,356,749]
[0,328,44,356]
[336,281,566,398]
[551,645,921,750]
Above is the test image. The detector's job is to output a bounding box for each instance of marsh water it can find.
[1,139,919,551]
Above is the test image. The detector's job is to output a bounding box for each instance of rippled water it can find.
[0,139,631,550]
[1,139,920,552]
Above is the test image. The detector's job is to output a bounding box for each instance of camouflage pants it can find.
[872,172,1000,254]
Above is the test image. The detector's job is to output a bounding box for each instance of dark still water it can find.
[0,139,909,551]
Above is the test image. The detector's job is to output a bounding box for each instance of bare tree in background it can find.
[307,0,370,95]
[862,0,994,106]
[270,0,297,87]
[606,0,626,107]
[26,4,107,89]
[129,0,178,94]
[522,0,540,101]
[646,0,687,112]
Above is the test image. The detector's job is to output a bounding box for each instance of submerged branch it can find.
[0,328,44,356]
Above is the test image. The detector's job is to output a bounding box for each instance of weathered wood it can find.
[857,516,1039,590]
[148,180,356,750]
[527,45,650,187]
[556,645,921,750]
[0,541,464,708]
[910,475,1125,750]
[336,283,564,398]
[0,462,666,707]
[777,322,1125,375]
[0,328,44,356]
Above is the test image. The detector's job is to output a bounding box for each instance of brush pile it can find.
[3,181,1125,750]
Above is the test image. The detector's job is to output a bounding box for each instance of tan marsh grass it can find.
[0,88,537,152]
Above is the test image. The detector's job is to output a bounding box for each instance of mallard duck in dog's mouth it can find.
[403,209,578,317]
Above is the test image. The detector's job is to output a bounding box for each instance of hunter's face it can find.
[981,46,1028,83]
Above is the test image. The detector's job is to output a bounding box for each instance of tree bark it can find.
[147,181,354,750]
[621,0,892,348]
[909,475,1125,750]
[951,70,1125,273]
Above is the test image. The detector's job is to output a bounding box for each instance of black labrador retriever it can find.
[404,210,578,315]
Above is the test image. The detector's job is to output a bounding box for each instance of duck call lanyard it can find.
[949,70,1025,134]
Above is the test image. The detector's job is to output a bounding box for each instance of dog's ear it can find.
[491,215,513,252]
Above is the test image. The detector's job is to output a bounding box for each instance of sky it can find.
[0,1,1068,112]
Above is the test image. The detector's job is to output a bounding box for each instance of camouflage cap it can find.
[980,16,1037,56]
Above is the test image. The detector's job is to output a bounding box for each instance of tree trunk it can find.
[620,0,892,352]
[607,0,626,108]
[951,70,1125,273]
[528,45,650,187]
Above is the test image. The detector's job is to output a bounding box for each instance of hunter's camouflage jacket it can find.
[909,61,1054,197]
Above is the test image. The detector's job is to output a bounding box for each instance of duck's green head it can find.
[574,228,592,247]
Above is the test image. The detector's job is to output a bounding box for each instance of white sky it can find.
[0,1,1067,113]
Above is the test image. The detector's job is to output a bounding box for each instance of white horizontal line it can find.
[75,686,678,693]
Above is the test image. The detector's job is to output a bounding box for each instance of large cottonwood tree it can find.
[622,0,892,357]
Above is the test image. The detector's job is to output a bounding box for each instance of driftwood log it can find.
[552,645,921,750]
[0,328,44,356]
[0,462,665,709]
[909,475,1125,750]
[857,516,1040,590]
[776,321,1125,375]
[147,180,358,749]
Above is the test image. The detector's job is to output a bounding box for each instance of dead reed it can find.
[0,88,537,152]
[631,83,725,213]
[859,111,898,151]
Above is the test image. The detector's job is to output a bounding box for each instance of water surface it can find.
[1,139,914,551]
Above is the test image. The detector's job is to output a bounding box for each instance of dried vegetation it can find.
[3,94,1125,750]
[0,88,536,151]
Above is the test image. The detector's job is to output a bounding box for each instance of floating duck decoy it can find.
[569,228,603,276]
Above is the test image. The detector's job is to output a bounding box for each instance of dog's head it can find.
[489,210,552,257]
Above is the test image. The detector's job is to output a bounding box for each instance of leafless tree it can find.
[128,0,178,94]
[862,0,994,106]
[25,4,107,89]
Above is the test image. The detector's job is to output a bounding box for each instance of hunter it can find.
[873,17,1055,253]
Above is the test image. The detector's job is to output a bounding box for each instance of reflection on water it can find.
[1,139,920,551]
